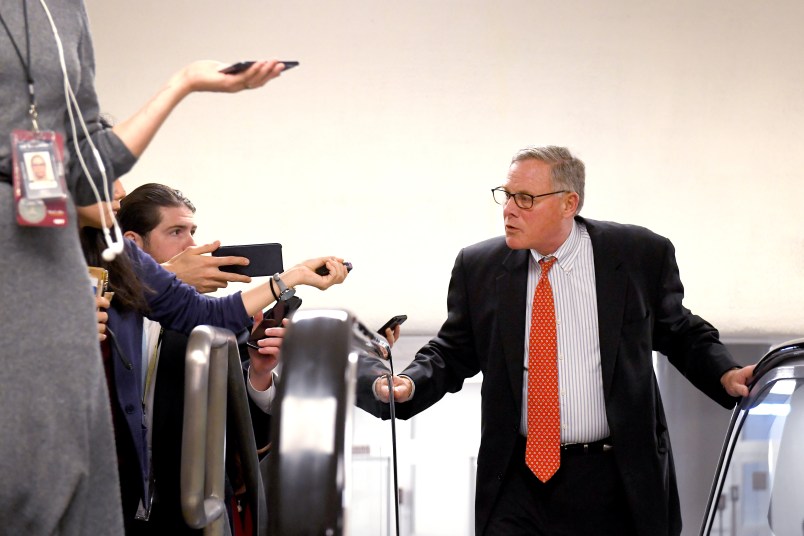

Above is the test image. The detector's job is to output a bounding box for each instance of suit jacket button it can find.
[124,404,135,414]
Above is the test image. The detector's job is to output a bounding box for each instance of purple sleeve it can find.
[126,240,251,335]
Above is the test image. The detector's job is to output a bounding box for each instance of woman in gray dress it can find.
[0,1,287,533]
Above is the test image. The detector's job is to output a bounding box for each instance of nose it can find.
[502,195,518,217]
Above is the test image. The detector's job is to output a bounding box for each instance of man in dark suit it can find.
[358,145,755,535]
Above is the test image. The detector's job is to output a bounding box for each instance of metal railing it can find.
[181,325,268,536]
[180,313,393,536]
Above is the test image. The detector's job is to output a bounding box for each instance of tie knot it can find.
[539,256,557,274]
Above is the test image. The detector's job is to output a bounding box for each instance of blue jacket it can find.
[106,240,251,501]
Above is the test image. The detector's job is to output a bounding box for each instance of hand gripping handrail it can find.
[181,325,268,536]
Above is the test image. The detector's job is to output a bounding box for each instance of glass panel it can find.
[711,378,804,536]
[350,455,391,535]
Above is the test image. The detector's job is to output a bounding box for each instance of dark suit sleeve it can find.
[355,356,393,419]
[392,248,483,419]
[651,236,740,408]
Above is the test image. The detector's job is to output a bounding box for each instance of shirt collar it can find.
[529,219,584,273]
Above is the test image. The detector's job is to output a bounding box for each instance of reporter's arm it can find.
[240,257,348,316]
[112,60,285,157]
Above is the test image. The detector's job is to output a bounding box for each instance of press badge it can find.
[10,130,69,227]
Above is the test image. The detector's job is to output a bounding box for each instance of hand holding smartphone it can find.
[377,314,407,335]
[211,243,283,277]
[247,296,302,349]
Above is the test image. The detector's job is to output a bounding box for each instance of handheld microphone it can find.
[315,261,353,276]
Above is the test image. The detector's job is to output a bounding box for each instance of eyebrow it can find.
[166,224,195,232]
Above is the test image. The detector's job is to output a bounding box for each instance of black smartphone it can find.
[212,243,283,277]
[219,61,255,74]
[219,60,299,74]
[377,314,407,335]
[247,296,302,349]
[315,261,353,276]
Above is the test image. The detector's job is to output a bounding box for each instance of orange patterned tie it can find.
[525,256,560,482]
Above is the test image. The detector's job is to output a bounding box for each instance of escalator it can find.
[180,310,394,535]
[701,338,804,536]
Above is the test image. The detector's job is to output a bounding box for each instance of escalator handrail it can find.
[181,325,267,535]
[699,337,804,535]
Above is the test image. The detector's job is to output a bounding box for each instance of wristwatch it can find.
[272,273,296,301]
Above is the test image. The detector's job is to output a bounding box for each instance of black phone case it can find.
[377,314,407,334]
[219,61,255,74]
[212,243,283,277]
[248,296,302,347]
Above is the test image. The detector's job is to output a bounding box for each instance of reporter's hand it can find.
[163,240,251,293]
[248,315,287,391]
[174,60,286,94]
[96,295,111,342]
[112,60,289,158]
[241,256,349,316]
[282,256,349,290]
[373,374,413,403]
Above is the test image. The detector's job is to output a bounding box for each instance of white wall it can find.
[84,0,803,336]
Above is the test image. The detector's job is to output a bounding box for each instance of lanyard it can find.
[0,1,40,130]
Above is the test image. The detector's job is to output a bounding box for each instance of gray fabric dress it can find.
[1,1,135,533]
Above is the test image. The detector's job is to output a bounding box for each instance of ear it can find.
[124,230,144,249]
[563,191,580,216]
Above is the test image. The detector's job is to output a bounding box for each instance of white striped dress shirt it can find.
[520,220,610,444]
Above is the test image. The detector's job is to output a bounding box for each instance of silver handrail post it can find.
[181,325,237,535]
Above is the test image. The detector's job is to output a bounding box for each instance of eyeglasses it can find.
[491,187,567,209]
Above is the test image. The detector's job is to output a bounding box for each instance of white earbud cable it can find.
[38,0,124,259]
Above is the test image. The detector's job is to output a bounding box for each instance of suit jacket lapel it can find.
[583,217,628,400]
[499,248,529,412]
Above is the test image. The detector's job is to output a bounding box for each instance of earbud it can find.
[102,241,124,262]
[101,225,125,261]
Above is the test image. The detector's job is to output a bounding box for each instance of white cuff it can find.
[247,368,279,414]
[399,374,415,400]
[372,374,415,402]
